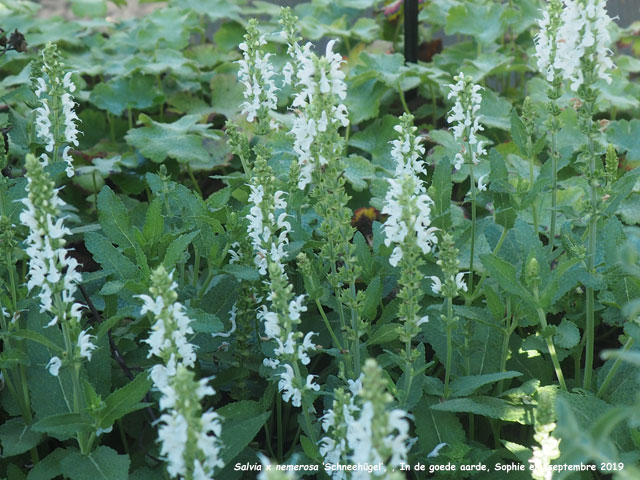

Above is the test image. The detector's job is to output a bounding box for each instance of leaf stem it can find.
[533,287,567,391]
[444,296,454,399]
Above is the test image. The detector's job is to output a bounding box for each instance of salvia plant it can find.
[0,0,639,479]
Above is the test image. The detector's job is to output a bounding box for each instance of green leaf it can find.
[345,74,387,124]
[32,414,93,438]
[26,448,71,480]
[605,168,640,217]
[85,232,140,281]
[97,186,135,250]
[217,401,271,465]
[414,396,465,454]
[445,3,505,45]
[210,71,245,118]
[431,396,535,424]
[489,149,516,229]
[8,330,64,353]
[70,0,107,17]
[479,254,534,305]
[0,417,42,457]
[90,76,163,116]
[142,198,164,245]
[163,231,199,269]
[554,319,580,349]
[125,114,221,164]
[479,88,512,130]
[607,119,640,162]
[510,109,528,157]
[169,0,242,20]
[60,446,130,480]
[361,277,382,321]
[367,324,400,346]
[449,371,522,397]
[344,155,376,191]
[348,115,399,171]
[430,157,453,230]
[97,373,152,429]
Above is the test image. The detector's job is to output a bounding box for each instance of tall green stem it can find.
[597,337,634,399]
[533,287,567,391]
[443,297,454,398]
[468,162,477,293]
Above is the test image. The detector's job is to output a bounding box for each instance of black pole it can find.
[404,0,418,64]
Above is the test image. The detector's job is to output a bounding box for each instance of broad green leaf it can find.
[345,74,386,124]
[343,155,375,191]
[97,373,152,429]
[489,149,516,229]
[142,198,164,245]
[604,168,640,217]
[607,119,640,162]
[554,319,580,350]
[85,232,140,281]
[510,109,528,157]
[8,330,64,353]
[125,114,221,165]
[222,264,260,282]
[32,413,93,438]
[430,157,453,230]
[97,186,135,250]
[210,71,246,118]
[414,396,466,455]
[163,231,199,269]
[446,3,505,45]
[360,276,382,321]
[597,350,640,406]
[185,308,223,335]
[0,417,42,457]
[60,446,130,480]
[26,448,71,480]
[449,371,523,398]
[217,401,271,465]
[349,115,399,171]
[90,76,162,115]
[432,396,535,424]
[70,0,107,17]
[479,88,512,130]
[479,254,534,305]
[367,324,400,346]
[136,7,199,50]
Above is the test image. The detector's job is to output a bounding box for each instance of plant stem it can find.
[397,82,410,115]
[443,297,454,399]
[315,299,342,351]
[186,163,202,197]
[549,129,559,251]
[276,395,283,461]
[533,288,567,391]
[468,162,477,293]
[597,337,634,399]
[467,225,507,303]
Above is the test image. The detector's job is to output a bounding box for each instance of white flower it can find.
[278,364,302,407]
[46,356,62,376]
[237,24,278,123]
[297,331,316,365]
[477,174,488,192]
[427,442,448,458]
[447,73,485,166]
[529,422,561,480]
[455,272,468,292]
[141,268,196,368]
[429,276,442,294]
[554,0,615,91]
[77,329,96,360]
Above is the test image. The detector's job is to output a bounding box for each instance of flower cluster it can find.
[245,156,319,407]
[382,115,437,268]
[534,0,563,83]
[32,42,80,177]
[246,156,291,276]
[529,391,561,480]
[139,265,222,480]
[138,266,196,371]
[155,363,223,480]
[447,72,486,169]
[429,232,467,299]
[19,154,93,375]
[237,19,278,130]
[554,0,615,91]
[281,10,349,189]
[320,359,411,479]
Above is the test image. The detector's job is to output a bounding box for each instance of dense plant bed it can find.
[0,0,639,479]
